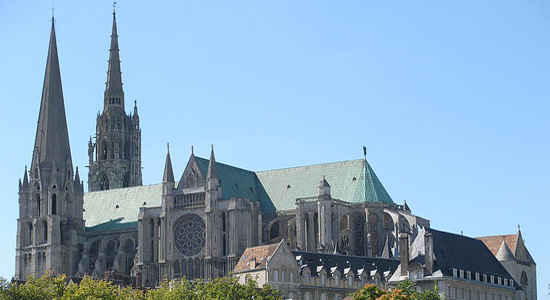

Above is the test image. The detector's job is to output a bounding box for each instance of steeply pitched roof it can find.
[83,157,394,231]
[194,157,277,214]
[256,159,394,211]
[83,184,163,231]
[233,242,280,273]
[430,229,514,280]
[31,17,72,173]
[477,234,518,258]
[477,231,535,265]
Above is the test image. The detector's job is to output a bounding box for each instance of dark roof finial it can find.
[362,146,367,160]
[113,1,117,14]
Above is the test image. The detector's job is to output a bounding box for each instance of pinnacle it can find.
[207,145,218,179]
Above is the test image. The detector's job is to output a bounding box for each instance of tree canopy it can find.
[351,280,441,300]
[0,275,281,300]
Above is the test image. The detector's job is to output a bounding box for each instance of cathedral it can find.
[15,10,536,300]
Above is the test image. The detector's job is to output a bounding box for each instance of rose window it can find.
[174,214,205,256]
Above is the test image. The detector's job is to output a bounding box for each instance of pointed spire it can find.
[495,240,515,261]
[104,8,124,110]
[31,17,72,174]
[207,145,218,179]
[133,100,138,117]
[163,143,175,183]
[23,166,29,186]
[75,166,80,183]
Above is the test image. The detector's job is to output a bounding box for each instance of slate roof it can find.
[233,242,280,273]
[293,251,400,277]
[430,229,514,281]
[83,184,163,232]
[256,159,394,211]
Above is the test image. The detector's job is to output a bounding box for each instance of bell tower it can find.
[88,9,142,191]
[16,17,84,280]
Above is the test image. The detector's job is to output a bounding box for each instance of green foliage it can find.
[147,277,281,300]
[351,280,441,300]
[0,274,279,300]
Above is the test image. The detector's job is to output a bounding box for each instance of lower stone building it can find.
[387,226,531,300]
[233,240,399,300]
[478,229,537,300]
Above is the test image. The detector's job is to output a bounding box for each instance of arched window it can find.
[36,194,41,217]
[51,194,57,215]
[222,213,227,256]
[28,223,33,245]
[43,221,47,243]
[520,271,528,286]
[269,221,280,240]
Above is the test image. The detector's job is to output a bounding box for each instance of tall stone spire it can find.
[104,9,124,110]
[31,17,72,174]
[163,143,175,183]
[16,17,84,282]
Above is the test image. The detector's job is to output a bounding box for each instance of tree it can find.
[350,280,441,300]
[0,275,279,300]
[147,277,281,300]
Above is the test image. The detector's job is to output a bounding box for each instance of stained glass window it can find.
[174,214,205,256]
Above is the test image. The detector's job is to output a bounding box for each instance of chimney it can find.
[424,231,433,275]
[399,233,409,277]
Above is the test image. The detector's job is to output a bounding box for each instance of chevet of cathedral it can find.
[15,8,536,300]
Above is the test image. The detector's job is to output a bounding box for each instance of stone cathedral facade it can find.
[15,11,536,300]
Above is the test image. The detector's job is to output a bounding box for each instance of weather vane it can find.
[113,1,117,13]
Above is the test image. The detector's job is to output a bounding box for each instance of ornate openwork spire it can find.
[104,8,124,110]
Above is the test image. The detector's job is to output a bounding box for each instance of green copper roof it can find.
[82,158,393,232]
[83,184,163,229]
[256,159,393,211]
[194,157,276,214]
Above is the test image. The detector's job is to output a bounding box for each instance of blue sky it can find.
[1,0,548,297]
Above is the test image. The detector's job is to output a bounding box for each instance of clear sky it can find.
[1,0,548,297]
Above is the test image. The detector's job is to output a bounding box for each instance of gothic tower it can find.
[88,10,142,191]
[16,18,84,281]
